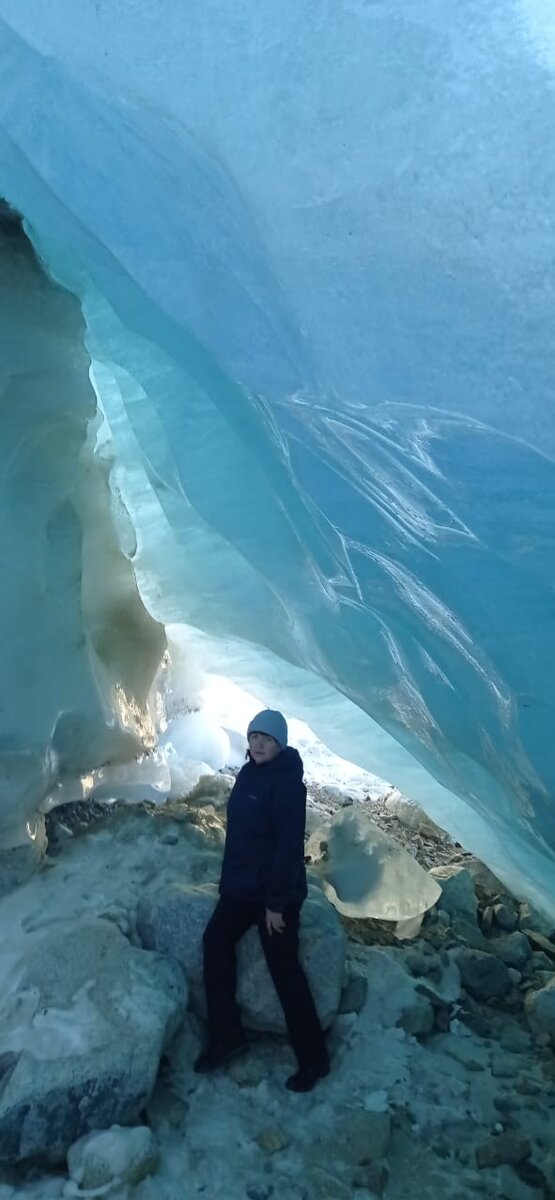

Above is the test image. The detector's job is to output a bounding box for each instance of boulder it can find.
[362,948,434,1035]
[476,1132,531,1169]
[493,902,518,932]
[463,858,506,900]
[518,903,555,940]
[452,948,513,1002]
[428,866,477,921]
[310,809,441,921]
[449,917,489,950]
[137,882,345,1032]
[492,932,532,970]
[0,920,186,1163]
[67,1125,159,1190]
[521,929,555,959]
[524,978,555,1039]
[334,1105,391,1164]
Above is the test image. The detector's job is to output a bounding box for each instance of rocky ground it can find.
[2,781,553,1200]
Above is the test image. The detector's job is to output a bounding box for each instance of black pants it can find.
[202,896,328,1070]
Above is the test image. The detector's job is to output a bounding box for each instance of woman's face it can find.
[248,731,282,764]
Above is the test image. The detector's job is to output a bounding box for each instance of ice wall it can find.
[0,3,555,901]
[0,213,166,852]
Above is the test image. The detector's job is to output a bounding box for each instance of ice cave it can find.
[1,3,555,1197]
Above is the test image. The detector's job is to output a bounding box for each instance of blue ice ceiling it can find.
[1,2,555,900]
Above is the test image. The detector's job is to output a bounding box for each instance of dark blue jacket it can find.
[219,747,308,912]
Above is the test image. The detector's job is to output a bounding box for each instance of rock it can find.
[400,992,434,1035]
[493,932,532,970]
[429,867,478,921]
[307,1167,352,1200]
[493,903,518,932]
[0,920,186,1163]
[530,951,555,972]
[137,881,345,1033]
[383,793,444,838]
[449,917,489,951]
[67,1125,159,1190]
[463,858,506,900]
[541,1151,555,1192]
[404,947,433,977]
[481,905,495,933]
[513,1160,549,1191]
[227,1056,268,1089]
[476,1133,531,1169]
[339,970,368,1015]
[521,929,555,959]
[352,1161,389,1194]
[308,1108,391,1196]
[440,1037,487,1071]
[334,1107,391,1164]
[453,949,513,1002]
[518,903,555,940]
[363,948,435,1035]
[497,1164,543,1200]
[514,1073,545,1096]
[508,968,522,985]
[256,1126,288,1155]
[524,978,555,1038]
[498,1027,532,1053]
[145,1082,189,1129]
[533,971,555,989]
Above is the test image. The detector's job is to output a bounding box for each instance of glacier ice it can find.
[0,216,168,849]
[0,2,555,906]
[307,808,442,921]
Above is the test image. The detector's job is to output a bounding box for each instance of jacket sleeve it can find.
[265,776,306,912]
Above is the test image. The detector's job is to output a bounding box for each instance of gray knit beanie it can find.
[247,709,288,749]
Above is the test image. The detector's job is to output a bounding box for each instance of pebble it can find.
[256,1126,289,1155]
[494,903,518,932]
[352,1161,388,1195]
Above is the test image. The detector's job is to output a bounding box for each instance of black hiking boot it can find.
[285,1060,330,1093]
[193,1033,248,1074]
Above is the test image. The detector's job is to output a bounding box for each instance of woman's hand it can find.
[265,908,286,936]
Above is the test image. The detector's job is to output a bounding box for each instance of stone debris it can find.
[255,1126,289,1155]
[67,1125,160,1190]
[476,1131,531,1168]
[3,783,555,1200]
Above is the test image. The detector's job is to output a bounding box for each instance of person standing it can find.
[194,709,329,1092]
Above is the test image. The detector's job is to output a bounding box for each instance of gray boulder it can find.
[524,978,555,1039]
[492,931,531,971]
[452,948,513,1002]
[0,920,186,1164]
[493,902,518,932]
[360,948,435,1036]
[67,1125,160,1190]
[429,866,478,921]
[137,881,345,1032]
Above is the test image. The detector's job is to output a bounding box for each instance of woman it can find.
[194,709,330,1092]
